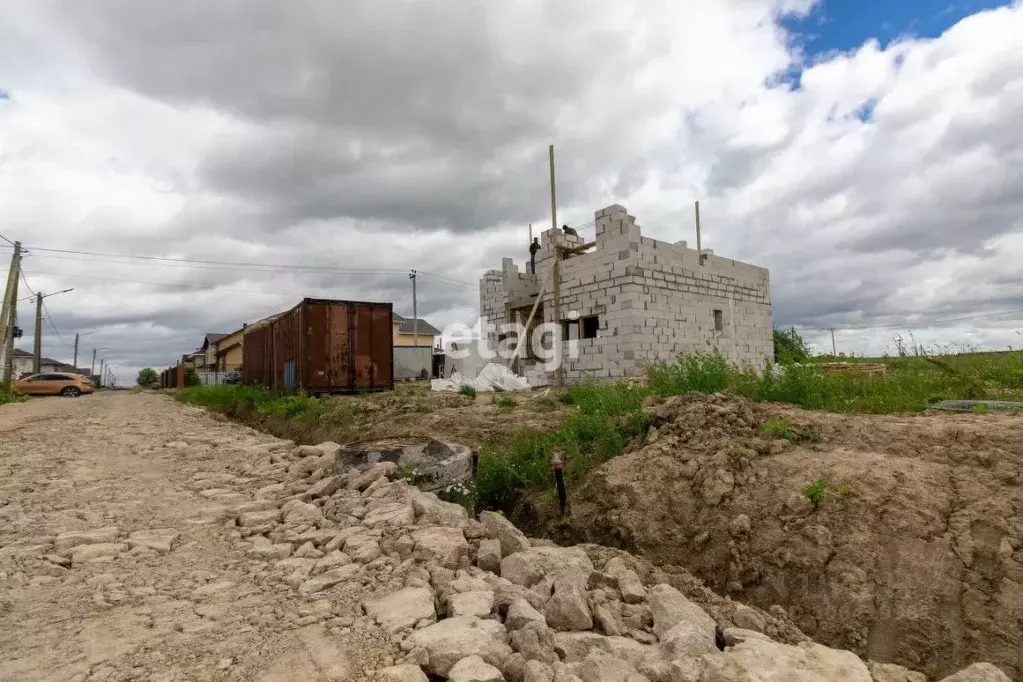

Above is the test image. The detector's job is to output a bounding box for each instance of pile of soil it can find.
[539,393,1023,679]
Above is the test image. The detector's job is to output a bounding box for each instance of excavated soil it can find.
[537,394,1023,679]
[224,384,567,452]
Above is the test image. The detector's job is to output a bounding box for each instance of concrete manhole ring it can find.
[335,437,474,493]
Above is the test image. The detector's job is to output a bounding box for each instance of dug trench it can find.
[211,390,1022,679]
[522,394,1023,680]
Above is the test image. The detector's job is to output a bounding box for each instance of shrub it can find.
[136,367,159,389]
[646,351,729,396]
[774,327,811,364]
[458,385,478,399]
[497,395,517,410]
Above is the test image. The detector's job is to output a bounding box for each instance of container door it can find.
[284,361,295,392]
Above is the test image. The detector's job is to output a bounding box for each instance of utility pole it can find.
[99,359,105,388]
[1,241,22,394]
[829,327,837,356]
[91,348,97,380]
[32,287,73,373]
[409,270,418,349]
[33,293,42,373]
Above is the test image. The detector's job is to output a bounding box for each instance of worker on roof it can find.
[562,224,578,237]
[529,237,540,274]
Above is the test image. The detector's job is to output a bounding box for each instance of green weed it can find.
[458,385,478,400]
[759,417,822,443]
[973,403,989,414]
[497,395,518,410]
[803,479,828,510]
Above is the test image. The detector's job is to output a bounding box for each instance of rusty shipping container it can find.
[243,298,394,393]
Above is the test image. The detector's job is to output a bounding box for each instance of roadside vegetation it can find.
[175,336,1023,513]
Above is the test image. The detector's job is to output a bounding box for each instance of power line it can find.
[0,232,15,247]
[6,244,482,286]
[41,298,74,348]
[20,270,75,349]
[6,248,482,290]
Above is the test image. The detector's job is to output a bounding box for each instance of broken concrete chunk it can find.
[348,462,398,491]
[283,500,322,527]
[365,587,436,633]
[507,598,548,631]
[500,547,593,588]
[545,576,593,632]
[413,526,470,569]
[293,542,323,559]
[477,538,502,574]
[603,558,646,605]
[313,549,352,575]
[377,664,429,682]
[448,591,496,619]
[297,564,359,595]
[363,502,416,528]
[405,616,513,677]
[447,655,505,682]
[524,660,555,682]
[937,663,1013,682]
[480,510,531,557]
[699,638,873,682]
[237,509,282,527]
[721,628,773,647]
[410,488,470,527]
[579,649,649,682]
[510,621,559,666]
[54,527,119,553]
[70,542,128,564]
[126,529,179,553]
[647,584,715,641]
[307,475,343,498]
[866,661,927,682]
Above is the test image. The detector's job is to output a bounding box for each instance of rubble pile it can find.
[223,438,1007,681]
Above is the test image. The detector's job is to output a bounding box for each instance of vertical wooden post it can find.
[549,145,557,235]
[549,144,564,387]
[695,200,702,254]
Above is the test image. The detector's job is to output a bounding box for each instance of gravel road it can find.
[0,392,387,682]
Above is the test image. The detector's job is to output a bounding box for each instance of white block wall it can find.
[478,204,774,384]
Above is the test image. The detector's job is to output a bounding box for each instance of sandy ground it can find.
[0,392,392,682]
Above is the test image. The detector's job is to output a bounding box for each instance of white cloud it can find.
[0,0,1021,382]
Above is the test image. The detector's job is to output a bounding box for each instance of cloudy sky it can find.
[1,0,1021,383]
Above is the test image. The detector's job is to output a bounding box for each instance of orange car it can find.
[14,372,94,397]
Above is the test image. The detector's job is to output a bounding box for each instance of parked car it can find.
[14,373,95,397]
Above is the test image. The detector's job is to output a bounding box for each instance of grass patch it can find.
[497,395,518,410]
[649,351,989,414]
[176,384,324,424]
[458,385,478,400]
[759,416,821,443]
[469,381,650,510]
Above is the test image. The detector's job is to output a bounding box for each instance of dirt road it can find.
[0,392,389,682]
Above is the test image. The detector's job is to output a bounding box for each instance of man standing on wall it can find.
[529,237,541,274]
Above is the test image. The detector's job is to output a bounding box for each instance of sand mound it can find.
[542,393,1023,679]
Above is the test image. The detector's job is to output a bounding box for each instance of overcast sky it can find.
[2,0,1021,383]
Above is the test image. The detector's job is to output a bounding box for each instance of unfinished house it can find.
[479,204,773,386]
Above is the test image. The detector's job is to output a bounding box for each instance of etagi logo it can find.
[439,312,583,372]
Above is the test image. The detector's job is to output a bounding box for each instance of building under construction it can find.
[479,204,774,386]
